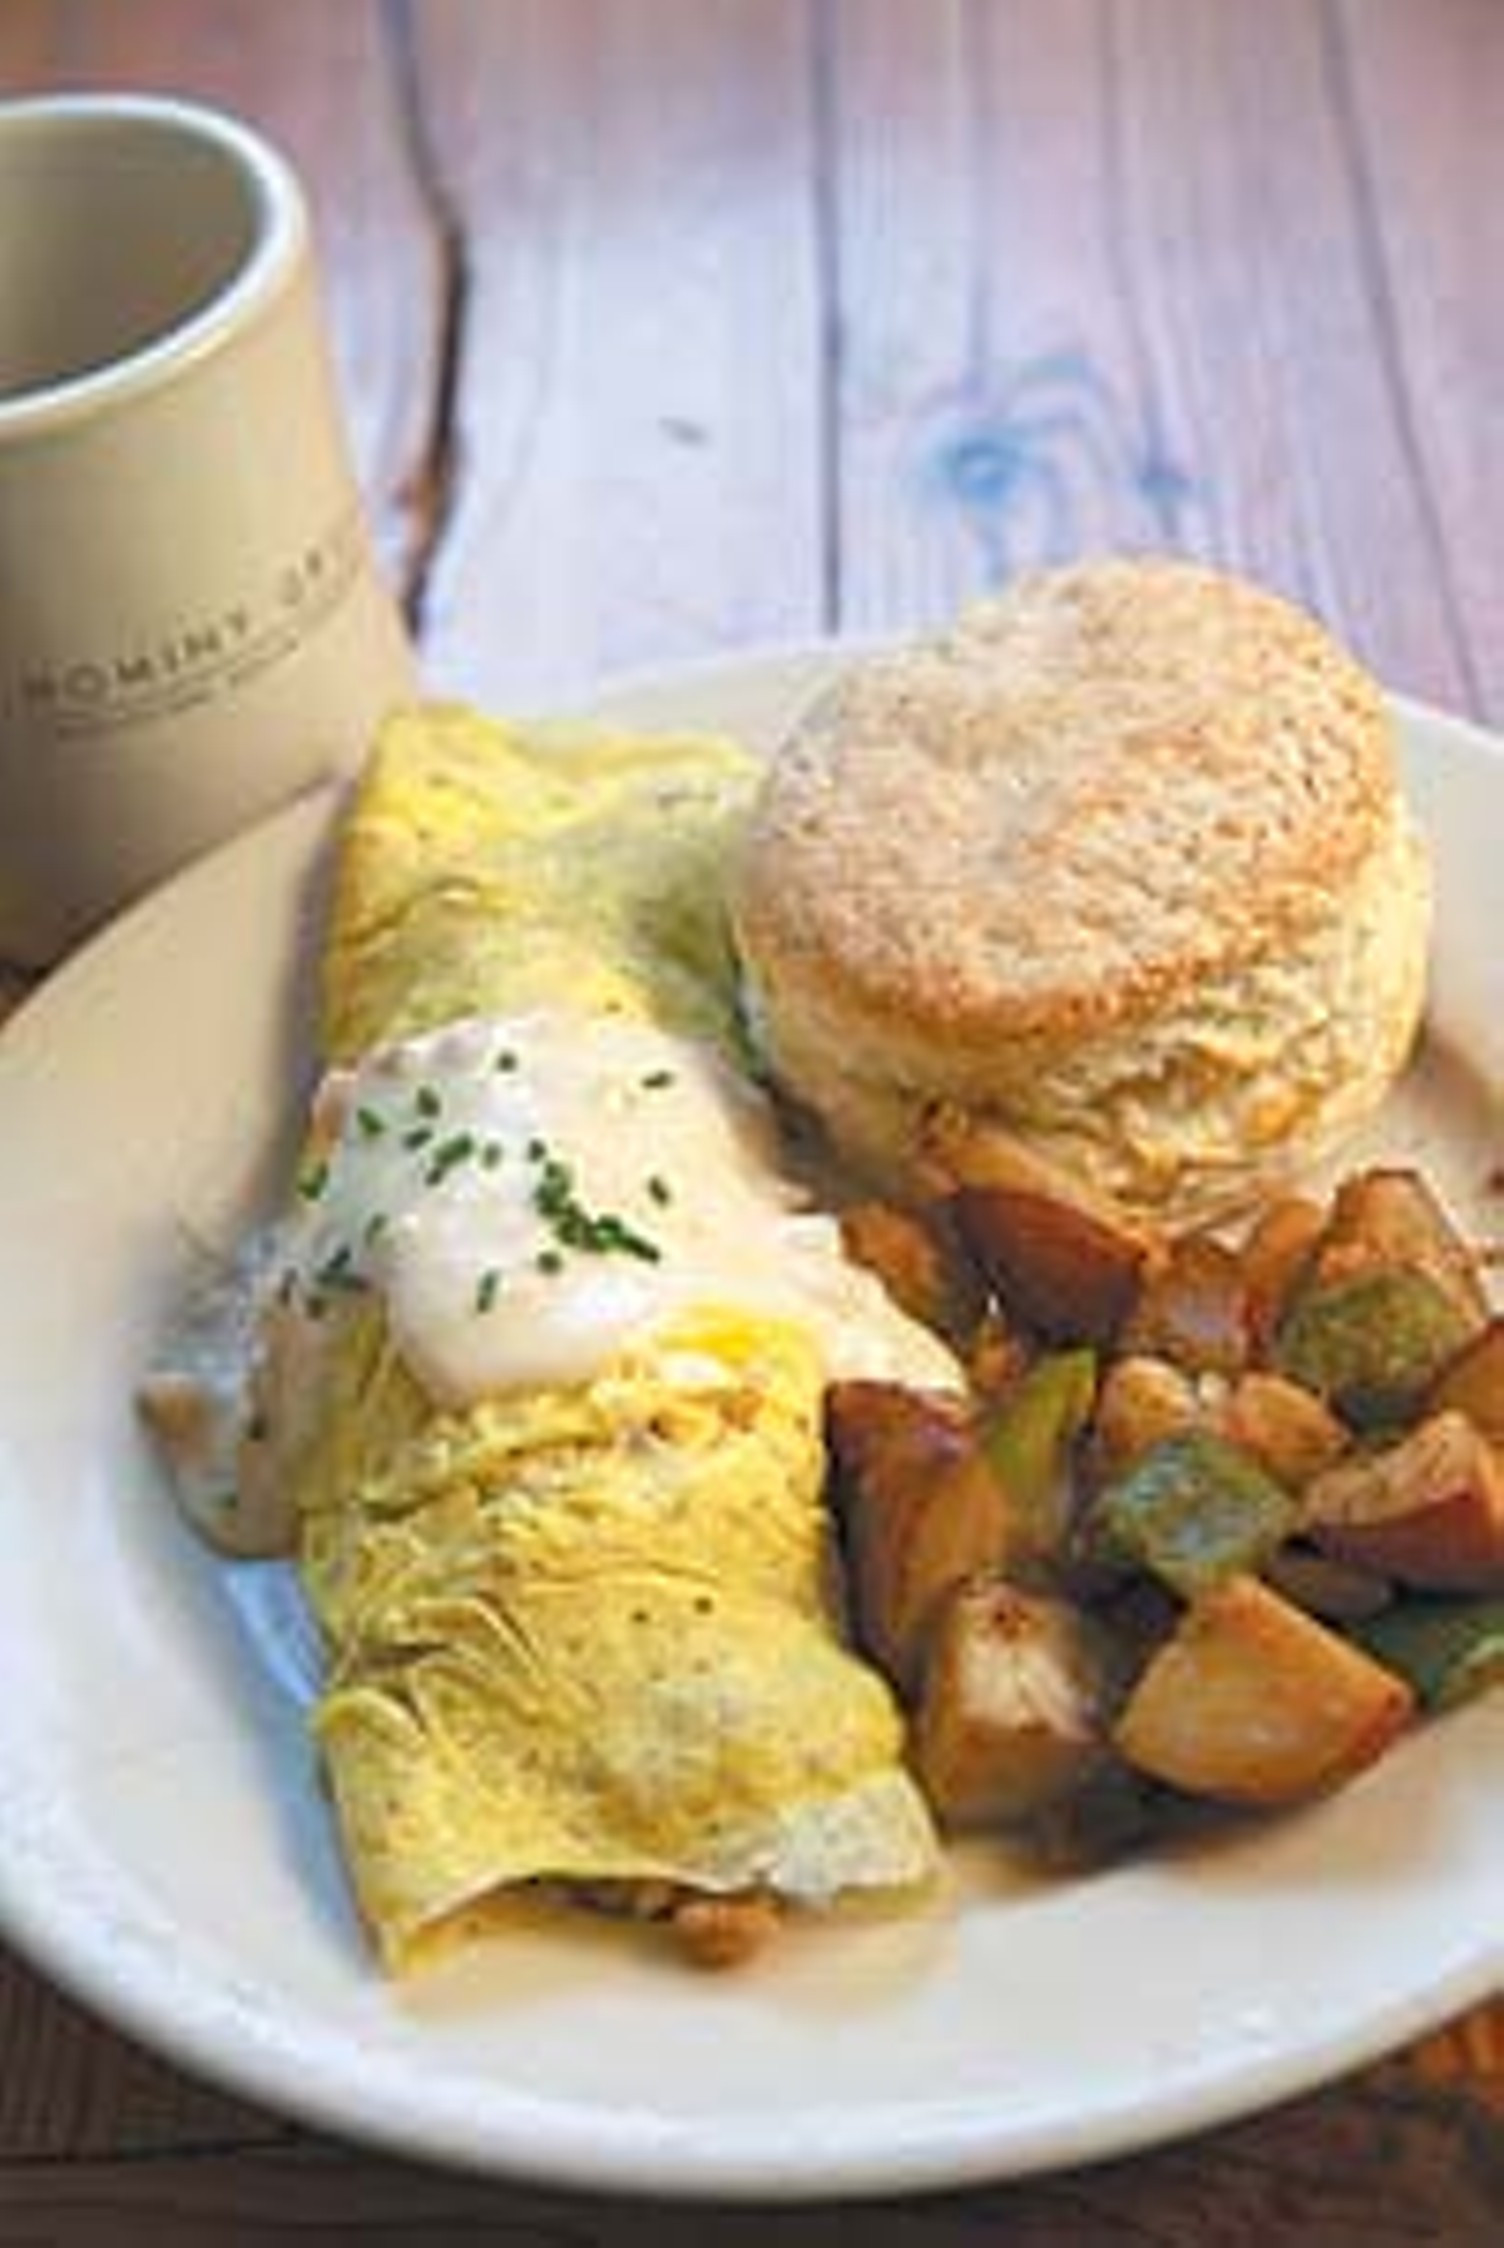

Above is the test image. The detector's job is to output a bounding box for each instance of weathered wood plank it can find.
[0,1950,276,2162]
[1332,0,1504,719]
[1,2073,1503,2245]
[829,0,1473,712]
[404,0,827,706]
[0,0,441,591]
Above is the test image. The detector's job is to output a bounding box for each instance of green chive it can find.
[646,1174,672,1207]
[426,1132,477,1185]
[356,1106,386,1140]
[403,1125,434,1152]
[415,1085,442,1118]
[297,1160,330,1202]
[494,1049,519,1073]
[536,1248,564,1275]
[475,1268,501,1313]
[641,1069,675,1090]
[481,1141,504,1170]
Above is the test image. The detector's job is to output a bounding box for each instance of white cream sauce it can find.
[280,1010,960,1408]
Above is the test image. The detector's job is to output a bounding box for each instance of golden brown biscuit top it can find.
[735,559,1397,1044]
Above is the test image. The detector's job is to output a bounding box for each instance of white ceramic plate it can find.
[0,645,1500,2203]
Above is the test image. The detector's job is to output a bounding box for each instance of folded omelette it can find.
[151,706,950,1968]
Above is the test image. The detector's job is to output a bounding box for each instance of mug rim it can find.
[0,92,307,441]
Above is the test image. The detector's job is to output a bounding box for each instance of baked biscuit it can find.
[733,558,1430,1223]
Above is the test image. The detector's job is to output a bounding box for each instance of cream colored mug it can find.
[0,94,417,964]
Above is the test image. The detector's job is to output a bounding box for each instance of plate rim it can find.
[0,641,1500,2202]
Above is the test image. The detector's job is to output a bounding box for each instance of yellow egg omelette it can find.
[233,706,943,1968]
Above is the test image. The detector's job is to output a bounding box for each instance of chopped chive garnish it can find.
[475,1268,501,1313]
[641,1068,675,1090]
[315,1244,367,1294]
[646,1174,672,1207]
[530,1150,663,1263]
[415,1085,442,1118]
[494,1049,519,1073]
[356,1106,386,1139]
[481,1141,504,1170]
[402,1125,435,1152]
[364,1211,389,1242]
[297,1160,330,1202]
[526,1137,547,1163]
[276,1267,298,1306]
[536,1248,564,1275]
[426,1132,476,1185]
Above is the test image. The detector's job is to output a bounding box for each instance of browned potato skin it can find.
[1114,1575,1413,1806]
[1089,1354,1200,1483]
[1428,1317,1504,1446]
[922,1110,1160,1344]
[839,1201,983,1336]
[1311,1167,1489,1324]
[965,1308,1035,1403]
[1120,1235,1251,1376]
[1242,1195,1326,1356]
[1303,1410,1504,1591]
[913,1576,1105,1828]
[1217,1372,1348,1489]
[826,1382,1009,1693]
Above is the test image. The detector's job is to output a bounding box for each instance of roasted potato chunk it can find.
[1217,1371,1348,1489]
[1114,1576,1413,1805]
[1119,1234,1250,1376]
[913,1576,1105,1828]
[1428,1317,1504,1446]
[826,1382,1008,1692]
[1242,1195,1326,1355]
[1089,1354,1201,1483]
[1312,1167,1489,1324]
[1303,1410,1504,1591]
[839,1201,982,1335]
[923,1113,1159,1344]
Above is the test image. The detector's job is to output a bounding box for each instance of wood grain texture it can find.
[0,0,1502,2236]
[829,0,1479,713]
[401,0,827,706]
[1,2074,1504,2246]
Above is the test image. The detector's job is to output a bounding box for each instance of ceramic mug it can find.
[0,93,417,965]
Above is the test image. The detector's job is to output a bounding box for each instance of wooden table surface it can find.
[2,2,1503,2239]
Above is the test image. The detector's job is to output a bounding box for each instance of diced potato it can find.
[1120,1234,1250,1376]
[1312,1168,1489,1324]
[913,1576,1105,1828]
[981,1349,1097,1578]
[1241,1195,1326,1356]
[1274,1266,1476,1428]
[826,1382,1009,1692]
[1428,1318,1504,1446]
[1114,1575,1413,1805]
[839,1201,981,1335]
[922,1112,1159,1344]
[1088,1429,1298,1600]
[965,1307,1034,1402]
[1090,1354,1201,1483]
[1303,1410,1504,1591]
[1217,1371,1348,1489]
